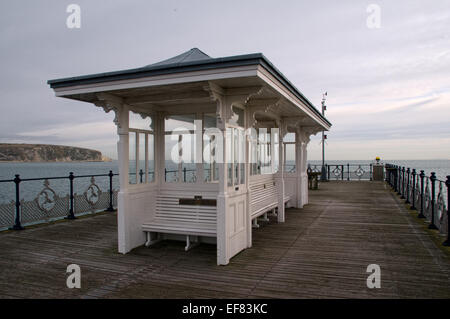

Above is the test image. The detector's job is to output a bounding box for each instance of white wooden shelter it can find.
[48,48,331,265]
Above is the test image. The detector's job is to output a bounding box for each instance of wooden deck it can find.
[0,181,449,299]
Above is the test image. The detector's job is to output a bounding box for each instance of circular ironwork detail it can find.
[84,177,101,206]
[36,179,57,213]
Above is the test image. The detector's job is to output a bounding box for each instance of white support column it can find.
[195,115,204,184]
[204,82,260,265]
[216,119,229,265]
[275,125,285,222]
[155,112,164,185]
[117,105,131,253]
[296,128,311,208]
[245,110,253,248]
[294,129,301,208]
[300,138,309,207]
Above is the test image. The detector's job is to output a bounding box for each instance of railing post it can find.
[387,165,390,184]
[183,167,187,182]
[327,165,330,180]
[411,169,417,210]
[139,169,144,184]
[341,165,344,180]
[11,174,24,230]
[419,170,426,218]
[347,163,350,181]
[393,166,397,192]
[397,166,402,195]
[107,170,114,212]
[406,168,411,204]
[443,176,450,246]
[370,164,373,181]
[429,172,438,230]
[386,164,390,185]
[165,168,167,182]
[389,165,394,188]
[384,165,391,185]
[401,167,406,199]
[66,172,76,220]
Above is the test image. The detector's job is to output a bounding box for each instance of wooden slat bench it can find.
[142,193,217,251]
[249,181,290,228]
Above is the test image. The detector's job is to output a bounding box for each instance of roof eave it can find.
[47,53,331,127]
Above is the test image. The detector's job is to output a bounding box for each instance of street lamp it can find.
[320,92,327,181]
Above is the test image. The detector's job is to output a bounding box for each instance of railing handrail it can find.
[385,163,449,246]
[0,170,119,230]
[0,172,118,183]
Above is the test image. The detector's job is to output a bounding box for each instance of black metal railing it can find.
[307,163,373,181]
[284,164,296,173]
[0,167,212,231]
[385,163,449,246]
[0,171,119,231]
[129,169,155,184]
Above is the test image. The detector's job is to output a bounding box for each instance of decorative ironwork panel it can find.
[332,166,342,180]
[311,165,320,173]
[354,166,365,180]
[74,176,109,214]
[21,196,70,224]
[424,178,432,220]
[0,201,15,230]
[20,180,70,225]
[406,176,414,203]
[0,171,118,231]
[414,178,421,208]
[165,170,179,182]
[113,189,118,208]
[436,181,447,234]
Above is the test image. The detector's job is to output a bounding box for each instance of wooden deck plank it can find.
[0,181,449,298]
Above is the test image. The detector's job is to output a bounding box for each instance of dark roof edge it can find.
[256,55,330,127]
[47,53,263,86]
[47,54,330,127]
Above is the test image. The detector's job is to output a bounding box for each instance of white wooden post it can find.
[205,83,259,265]
[216,118,229,265]
[152,112,164,185]
[117,105,130,253]
[276,125,285,222]
[195,115,204,184]
[296,128,310,208]
[245,109,253,248]
[300,136,309,207]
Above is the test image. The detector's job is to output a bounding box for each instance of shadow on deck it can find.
[0,181,449,298]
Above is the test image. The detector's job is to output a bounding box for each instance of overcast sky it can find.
[0,0,449,160]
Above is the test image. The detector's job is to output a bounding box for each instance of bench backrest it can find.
[155,192,217,225]
[249,180,278,216]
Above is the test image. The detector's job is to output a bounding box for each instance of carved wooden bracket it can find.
[248,98,282,127]
[277,119,288,139]
[203,82,225,125]
[95,93,124,128]
[204,82,264,126]
[297,126,321,144]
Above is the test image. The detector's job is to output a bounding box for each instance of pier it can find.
[1,180,449,299]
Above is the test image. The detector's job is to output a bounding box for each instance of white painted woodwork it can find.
[51,59,327,265]
[142,191,217,238]
[275,130,286,222]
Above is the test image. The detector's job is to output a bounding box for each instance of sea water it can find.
[0,160,448,204]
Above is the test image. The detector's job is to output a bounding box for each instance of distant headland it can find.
[0,143,112,162]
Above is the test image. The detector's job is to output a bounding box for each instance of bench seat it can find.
[249,180,292,227]
[142,193,217,251]
[142,220,216,237]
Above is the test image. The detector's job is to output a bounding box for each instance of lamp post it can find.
[320,92,327,181]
